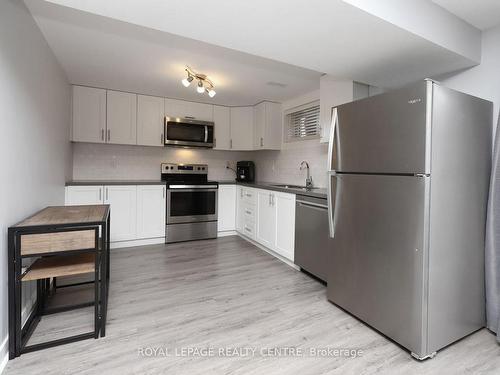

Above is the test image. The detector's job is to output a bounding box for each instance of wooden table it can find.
[7,205,110,359]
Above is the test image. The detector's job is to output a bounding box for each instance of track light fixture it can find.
[181,66,216,97]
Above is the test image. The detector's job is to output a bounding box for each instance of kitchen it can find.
[2,0,500,374]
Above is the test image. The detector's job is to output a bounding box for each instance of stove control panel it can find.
[161,163,208,174]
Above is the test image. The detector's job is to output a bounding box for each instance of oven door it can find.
[165,119,214,148]
[167,186,218,224]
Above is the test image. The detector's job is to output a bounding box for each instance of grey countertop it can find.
[65,179,327,199]
[65,180,166,186]
[219,180,327,199]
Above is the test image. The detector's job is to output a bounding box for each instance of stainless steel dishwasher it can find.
[294,194,331,282]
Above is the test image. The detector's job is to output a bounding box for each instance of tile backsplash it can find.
[72,140,329,187]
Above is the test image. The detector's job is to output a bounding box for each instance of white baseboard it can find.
[110,237,165,249]
[0,336,8,374]
[217,230,237,237]
[237,233,299,270]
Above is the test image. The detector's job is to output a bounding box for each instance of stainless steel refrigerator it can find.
[326,80,492,360]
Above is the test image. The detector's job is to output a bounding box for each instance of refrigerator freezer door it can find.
[330,80,430,174]
[327,173,429,357]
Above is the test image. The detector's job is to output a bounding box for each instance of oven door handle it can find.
[168,184,218,189]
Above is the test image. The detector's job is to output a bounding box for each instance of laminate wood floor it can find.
[5,236,500,375]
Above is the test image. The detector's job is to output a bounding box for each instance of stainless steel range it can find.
[161,163,218,243]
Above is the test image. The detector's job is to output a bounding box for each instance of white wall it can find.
[437,25,500,137]
[0,0,71,366]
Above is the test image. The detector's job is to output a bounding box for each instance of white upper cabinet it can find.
[254,101,282,150]
[165,98,213,121]
[72,86,106,143]
[106,90,137,145]
[136,185,166,239]
[230,107,254,150]
[213,105,231,150]
[137,95,165,146]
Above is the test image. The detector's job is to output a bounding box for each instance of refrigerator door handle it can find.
[327,108,339,171]
[327,171,339,238]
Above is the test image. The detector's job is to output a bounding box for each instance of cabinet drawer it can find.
[241,203,256,222]
[241,221,255,239]
[241,188,257,205]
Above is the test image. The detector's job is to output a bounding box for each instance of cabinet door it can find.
[165,98,213,121]
[106,90,137,145]
[256,189,276,248]
[218,185,236,232]
[274,192,296,261]
[72,86,106,143]
[253,102,265,149]
[230,107,254,150]
[264,102,282,150]
[213,105,231,150]
[104,185,137,242]
[137,185,166,239]
[65,186,104,205]
[137,95,164,146]
[236,186,244,232]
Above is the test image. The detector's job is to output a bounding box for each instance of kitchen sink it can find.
[270,184,318,190]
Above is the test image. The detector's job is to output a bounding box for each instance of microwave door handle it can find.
[204,125,208,143]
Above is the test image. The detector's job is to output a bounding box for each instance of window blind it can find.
[287,104,320,141]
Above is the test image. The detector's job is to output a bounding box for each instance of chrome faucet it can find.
[300,161,313,189]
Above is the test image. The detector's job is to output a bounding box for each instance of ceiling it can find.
[25,0,322,106]
[26,0,486,106]
[432,0,500,30]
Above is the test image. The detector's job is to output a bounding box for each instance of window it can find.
[285,101,320,142]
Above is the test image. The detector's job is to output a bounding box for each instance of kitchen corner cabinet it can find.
[137,185,166,239]
[137,95,165,146]
[230,107,254,150]
[72,86,106,143]
[254,101,282,150]
[213,105,231,150]
[106,90,137,145]
[165,98,213,121]
[217,185,237,232]
[65,185,104,205]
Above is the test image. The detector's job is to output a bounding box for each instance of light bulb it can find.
[182,75,193,87]
[208,89,216,98]
[196,80,205,93]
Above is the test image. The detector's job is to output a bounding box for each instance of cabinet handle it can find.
[107,129,110,142]
[260,137,263,147]
[245,209,252,215]
[272,194,275,206]
[268,193,271,205]
[101,129,104,141]
[163,187,165,198]
[230,139,232,149]
[240,189,243,198]
[105,187,108,201]
[244,226,252,233]
[161,133,164,144]
[214,138,216,148]
[99,188,102,201]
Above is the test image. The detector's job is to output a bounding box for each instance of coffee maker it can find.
[236,161,255,182]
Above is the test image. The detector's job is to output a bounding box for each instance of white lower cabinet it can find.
[65,185,103,205]
[256,189,276,249]
[104,185,137,242]
[65,184,166,245]
[137,185,166,239]
[274,192,296,261]
[236,187,295,262]
[218,185,236,232]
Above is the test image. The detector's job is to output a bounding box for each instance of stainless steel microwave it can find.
[164,117,214,148]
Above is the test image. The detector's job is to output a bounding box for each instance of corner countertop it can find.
[65,180,166,186]
[218,180,327,199]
